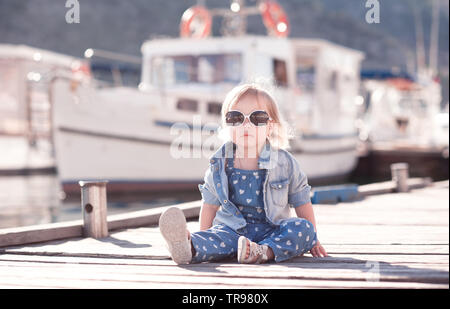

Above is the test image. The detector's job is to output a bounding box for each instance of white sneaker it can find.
[159,207,192,264]
[237,236,269,264]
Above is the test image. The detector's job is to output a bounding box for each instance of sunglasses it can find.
[225,110,272,127]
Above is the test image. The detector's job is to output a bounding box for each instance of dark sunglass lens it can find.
[225,111,244,126]
[250,111,270,126]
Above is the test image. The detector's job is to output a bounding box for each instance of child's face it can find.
[228,94,273,155]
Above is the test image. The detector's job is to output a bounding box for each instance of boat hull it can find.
[54,125,358,196]
[0,135,55,175]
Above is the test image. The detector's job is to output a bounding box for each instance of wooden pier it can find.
[0,179,448,289]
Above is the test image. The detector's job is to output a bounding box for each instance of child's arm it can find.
[287,154,328,257]
[294,202,329,257]
[198,166,221,230]
[294,202,317,232]
[199,203,220,230]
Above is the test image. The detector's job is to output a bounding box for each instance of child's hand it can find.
[310,240,329,257]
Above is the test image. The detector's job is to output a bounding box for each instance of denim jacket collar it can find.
[209,139,278,169]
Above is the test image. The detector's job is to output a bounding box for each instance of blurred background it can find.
[0,0,448,229]
[1,0,448,95]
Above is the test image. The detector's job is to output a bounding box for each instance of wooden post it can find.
[79,180,109,238]
[390,163,409,193]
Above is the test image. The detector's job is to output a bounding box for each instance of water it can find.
[0,175,200,229]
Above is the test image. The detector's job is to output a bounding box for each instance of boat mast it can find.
[429,0,440,78]
[411,1,441,80]
[412,4,426,78]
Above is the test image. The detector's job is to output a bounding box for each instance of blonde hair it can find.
[217,82,293,150]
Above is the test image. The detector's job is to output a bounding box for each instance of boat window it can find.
[90,61,141,87]
[399,98,427,115]
[176,98,198,112]
[273,59,288,87]
[152,53,241,86]
[198,56,215,83]
[223,54,241,83]
[207,102,222,115]
[173,56,197,83]
[296,63,315,91]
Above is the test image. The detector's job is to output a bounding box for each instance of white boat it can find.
[357,0,448,159]
[0,44,83,175]
[358,71,448,154]
[50,3,364,196]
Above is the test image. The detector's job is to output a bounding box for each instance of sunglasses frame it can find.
[225,110,273,127]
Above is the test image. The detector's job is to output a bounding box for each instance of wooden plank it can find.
[0,274,446,289]
[315,225,449,244]
[2,242,448,258]
[2,222,447,258]
[107,200,201,230]
[0,258,447,285]
[1,253,448,268]
[0,259,447,288]
[0,220,83,248]
[431,180,449,188]
[0,253,448,288]
[2,237,447,258]
[0,252,438,266]
[357,177,432,197]
[0,200,201,248]
[0,263,446,286]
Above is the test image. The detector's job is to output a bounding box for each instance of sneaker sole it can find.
[159,207,192,264]
[237,235,248,264]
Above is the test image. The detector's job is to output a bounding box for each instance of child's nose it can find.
[242,117,251,126]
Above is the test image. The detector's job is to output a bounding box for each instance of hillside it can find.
[0,0,448,103]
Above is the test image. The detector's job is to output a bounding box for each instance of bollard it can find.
[390,163,409,192]
[79,180,109,238]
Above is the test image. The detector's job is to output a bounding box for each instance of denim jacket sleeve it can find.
[287,156,312,208]
[198,166,221,206]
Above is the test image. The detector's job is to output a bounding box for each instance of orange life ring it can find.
[180,6,212,38]
[71,61,91,78]
[259,1,289,37]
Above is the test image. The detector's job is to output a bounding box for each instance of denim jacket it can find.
[198,140,311,232]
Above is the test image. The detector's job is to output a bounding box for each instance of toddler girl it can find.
[159,83,328,264]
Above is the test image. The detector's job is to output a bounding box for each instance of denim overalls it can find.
[190,141,317,263]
